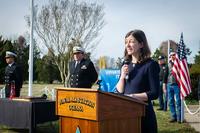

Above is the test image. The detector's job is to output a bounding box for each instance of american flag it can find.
[172,33,192,98]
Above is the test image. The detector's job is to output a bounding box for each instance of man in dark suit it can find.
[4,51,23,97]
[68,46,98,88]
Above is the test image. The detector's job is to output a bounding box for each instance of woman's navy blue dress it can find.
[124,59,160,133]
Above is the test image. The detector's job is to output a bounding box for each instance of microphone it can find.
[124,58,130,80]
[41,94,47,100]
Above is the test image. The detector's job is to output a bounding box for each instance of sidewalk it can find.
[184,105,200,133]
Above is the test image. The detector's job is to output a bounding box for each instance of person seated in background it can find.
[68,46,98,88]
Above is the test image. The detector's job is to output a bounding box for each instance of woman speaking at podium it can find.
[116,29,160,133]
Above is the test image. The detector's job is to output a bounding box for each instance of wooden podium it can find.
[56,88,146,133]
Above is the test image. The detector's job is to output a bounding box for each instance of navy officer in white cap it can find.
[4,51,23,97]
[68,46,98,88]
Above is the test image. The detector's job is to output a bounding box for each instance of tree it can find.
[14,36,29,81]
[35,56,60,83]
[189,50,200,100]
[194,51,200,64]
[190,50,200,75]
[151,48,162,61]
[99,56,107,69]
[98,56,121,69]
[15,36,40,82]
[26,0,105,83]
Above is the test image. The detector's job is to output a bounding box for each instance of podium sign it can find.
[56,88,146,133]
[57,89,97,120]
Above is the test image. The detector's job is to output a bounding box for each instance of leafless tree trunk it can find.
[26,0,105,83]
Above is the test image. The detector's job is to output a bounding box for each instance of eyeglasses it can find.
[169,54,175,58]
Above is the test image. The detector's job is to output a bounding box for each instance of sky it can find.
[0,0,200,63]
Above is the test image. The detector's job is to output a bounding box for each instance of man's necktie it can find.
[75,61,80,68]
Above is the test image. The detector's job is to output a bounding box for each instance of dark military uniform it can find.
[159,64,168,83]
[158,63,168,110]
[5,62,23,97]
[69,58,98,88]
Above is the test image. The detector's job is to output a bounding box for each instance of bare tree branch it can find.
[26,0,105,83]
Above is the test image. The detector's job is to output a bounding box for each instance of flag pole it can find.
[168,40,170,63]
[28,0,34,96]
[180,33,185,123]
[181,97,184,122]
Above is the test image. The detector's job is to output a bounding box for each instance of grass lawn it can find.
[154,101,198,133]
[0,84,198,133]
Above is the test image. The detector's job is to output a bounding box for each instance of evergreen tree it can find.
[151,48,162,61]
[194,51,200,64]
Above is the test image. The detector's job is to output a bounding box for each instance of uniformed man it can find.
[4,51,23,97]
[157,55,168,111]
[68,46,98,88]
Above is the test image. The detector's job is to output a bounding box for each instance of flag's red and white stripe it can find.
[172,54,192,98]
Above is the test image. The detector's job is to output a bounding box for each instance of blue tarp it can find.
[98,69,120,92]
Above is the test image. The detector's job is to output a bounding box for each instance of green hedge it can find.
[186,63,200,101]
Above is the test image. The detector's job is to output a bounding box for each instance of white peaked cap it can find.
[73,46,85,54]
[5,51,17,58]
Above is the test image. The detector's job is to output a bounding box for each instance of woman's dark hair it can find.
[124,29,151,63]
